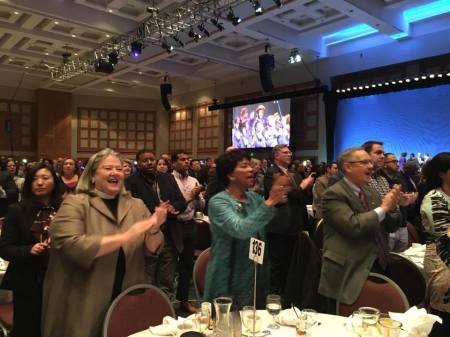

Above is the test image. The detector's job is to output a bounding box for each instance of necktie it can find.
[359,189,388,269]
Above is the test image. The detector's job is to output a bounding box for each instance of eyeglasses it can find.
[385,160,399,164]
[348,160,374,166]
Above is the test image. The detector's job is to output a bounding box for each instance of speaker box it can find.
[259,54,275,92]
[160,83,172,111]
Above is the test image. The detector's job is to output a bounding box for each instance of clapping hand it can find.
[381,185,401,212]
[299,175,315,190]
[266,175,291,207]
[30,242,48,255]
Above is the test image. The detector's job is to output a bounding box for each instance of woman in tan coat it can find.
[42,148,167,337]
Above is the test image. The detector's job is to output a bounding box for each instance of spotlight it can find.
[197,23,210,37]
[188,28,201,42]
[405,78,411,82]
[421,75,426,79]
[365,85,369,89]
[378,83,382,87]
[173,35,184,47]
[336,89,340,93]
[391,81,396,84]
[398,80,403,83]
[371,84,376,88]
[429,74,435,78]
[210,18,225,31]
[384,82,389,85]
[227,8,242,26]
[161,40,173,53]
[446,72,450,76]
[414,77,419,81]
[358,86,363,90]
[130,41,142,57]
[272,0,282,7]
[437,73,443,77]
[353,86,357,90]
[288,48,301,64]
[108,51,119,65]
[251,1,263,15]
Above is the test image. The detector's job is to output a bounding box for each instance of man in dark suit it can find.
[319,147,400,312]
[264,144,314,295]
[0,170,19,217]
[125,149,186,296]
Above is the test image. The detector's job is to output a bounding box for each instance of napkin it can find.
[276,307,300,326]
[389,306,442,337]
[148,316,195,336]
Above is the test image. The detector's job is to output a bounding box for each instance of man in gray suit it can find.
[319,147,400,313]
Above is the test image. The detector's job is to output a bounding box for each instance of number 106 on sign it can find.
[249,237,265,264]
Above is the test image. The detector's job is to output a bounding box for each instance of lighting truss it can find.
[50,0,267,81]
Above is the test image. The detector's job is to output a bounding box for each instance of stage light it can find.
[365,85,369,89]
[437,73,443,77]
[429,74,435,78]
[398,80,403,83]
[197,23,210,37]
[358,86,363,90]
[161,40,173,53]
[421,75,427,79]
[391,81,396,85]
[336,89,341,93]
[353,86,357,90]
[130,41,142,57]
[108,51,119,65]
[414,77,419,81]
[188,28,201,42]
[384,82,389,86]
[371,84,376,88]
[446,72,450,76]
[210,18,225,31]
[227,8,242,26]
[405,78,411,82]
[251,0,263,15]
[378,83,382,87]
[288,49,301,64]
[323,24,378,46]
[173,35,184,47]
[272,0,282,7]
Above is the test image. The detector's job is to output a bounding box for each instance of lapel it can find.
[361,186,378,210]
[117,194,133,225]
[339,179,366,212]
[90,196,116,223]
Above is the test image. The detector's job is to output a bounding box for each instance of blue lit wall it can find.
[334,84,450,158]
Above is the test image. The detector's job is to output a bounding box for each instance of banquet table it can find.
[398,243,426,276]
[128,310,358,337]
[0,258,12,304]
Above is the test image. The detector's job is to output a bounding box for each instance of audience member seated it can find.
[319,147,400,313]
[0,163,62,337]
[204,150,289,308]
[156,157,170,174]
[42,148,166,337]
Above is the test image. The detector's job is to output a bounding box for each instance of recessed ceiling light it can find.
[54,21,59,25]
[8,58,13,62]
[71,34,76,38]
[138,71,143,75]
[13,11,19,15]
[106,34,110,38]
[105,88,115,92]
[108,9,113,13]
[74,53,78,56]
[45,52,49,56]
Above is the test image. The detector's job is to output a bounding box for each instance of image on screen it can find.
[334,84,450,159]
[231,99,291,149]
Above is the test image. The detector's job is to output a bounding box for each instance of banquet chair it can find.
[388,252,426,308]
[337,273,410,316]
[406,222,420,246]
[102,284,175,337]
[193,247,211,300]
[194,219,211,257]
[0,302,13,337]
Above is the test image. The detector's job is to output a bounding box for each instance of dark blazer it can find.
[125,171,187,252]
[0,171,19,217]
[264,165,309,235]
[319,178,399,304]
[0,203,46,294]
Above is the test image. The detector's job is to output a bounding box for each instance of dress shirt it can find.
[343,177,386,222]
[172,171,205,222]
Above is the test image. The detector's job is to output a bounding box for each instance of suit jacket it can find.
[319,178,399,305]
[264,165,309,235]
[0,171,19,217]
[125,171,186,252]
[0,202,46,294]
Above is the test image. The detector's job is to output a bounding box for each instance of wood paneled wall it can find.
[36,90,72,159]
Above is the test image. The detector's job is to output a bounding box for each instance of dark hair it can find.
[423,152,450,191]
[22,163,63,209]
[171,150,186,162]
[361,141,383,154]
[216,150,250,188]
[384,153,395,158]
[135,149,154,162]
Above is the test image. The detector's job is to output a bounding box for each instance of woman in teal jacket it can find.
[204,150,289,308]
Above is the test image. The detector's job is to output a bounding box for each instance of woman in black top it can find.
[0,163,63,337]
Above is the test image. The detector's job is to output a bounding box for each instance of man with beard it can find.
[125,149,186,296]
[171,150,204,314]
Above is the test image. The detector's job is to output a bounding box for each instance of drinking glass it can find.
[351,311,365,337]
[266,294,282,329]
[241,306,261,335]
[378,318,402,337]
[192,301,211,333]
[296,309,317,336]
[213,297,232,337]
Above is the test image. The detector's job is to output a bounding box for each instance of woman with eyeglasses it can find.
[0,163,63,337]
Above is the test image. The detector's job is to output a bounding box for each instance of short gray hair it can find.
[76,148,126,195]
[272,144,289,157]
[337,147,364,171]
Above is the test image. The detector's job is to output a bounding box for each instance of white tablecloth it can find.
[0,259,12,304]
[128,310,353,337]
[398,243,425,275]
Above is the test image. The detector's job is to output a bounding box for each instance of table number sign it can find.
[249,237,265,264]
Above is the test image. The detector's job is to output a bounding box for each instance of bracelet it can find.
[147,229,161,236]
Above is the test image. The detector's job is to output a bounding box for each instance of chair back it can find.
[0,303,13,336]
[194,219,211,256]
[388,252,426,307]
[338,273,409,316]
[193,247,211,300]
[313,219,323,256]
[103,284,175,337]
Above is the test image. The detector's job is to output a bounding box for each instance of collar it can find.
[275,164,289,175]
[173,170,188,180]
[94,188,116,199]
[343,176,362,195]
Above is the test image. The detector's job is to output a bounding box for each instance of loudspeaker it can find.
[160,83,172,111]
[259,53,275,92]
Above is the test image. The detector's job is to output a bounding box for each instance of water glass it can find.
[378,318,402,337]
[296,309,317,336]
[266,294,282,329]
[242,306,261,334]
